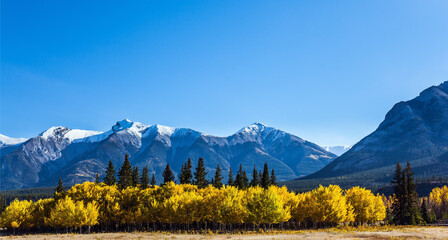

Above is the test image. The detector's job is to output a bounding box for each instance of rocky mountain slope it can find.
[298,81,448,186]
[0,121,335,190]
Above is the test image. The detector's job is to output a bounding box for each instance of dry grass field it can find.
[1,227,448,240]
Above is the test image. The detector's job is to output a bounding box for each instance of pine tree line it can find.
[74,154,279,190]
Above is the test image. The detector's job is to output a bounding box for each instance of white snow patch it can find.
[155,124,175,136]
[64,129,103,142]
[323,145,352,156]
[0,134,28,146]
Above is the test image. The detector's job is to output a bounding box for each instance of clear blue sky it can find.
[1,0,448,146]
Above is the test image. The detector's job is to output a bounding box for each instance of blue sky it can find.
[1,0,448,146]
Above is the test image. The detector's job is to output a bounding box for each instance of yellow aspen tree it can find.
[46,196,99,229]
[139,187,160,224]
[46,196,77,227]
[290,192,308,223]
[30,198,54,229]
[245,186,291,225]
[220,185,248,224]
[0,199,33,230]
[200,185,224,223]
[309,185,354,224]
[372,194,386,222]
[345,186,386,223]
[118,187,142,225]
[429,185,448,218]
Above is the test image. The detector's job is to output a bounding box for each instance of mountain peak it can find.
[39,126,69,139]
[238,122,269,134]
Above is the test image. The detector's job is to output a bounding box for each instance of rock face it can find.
[0,120,335,190]
[305,81,448,180]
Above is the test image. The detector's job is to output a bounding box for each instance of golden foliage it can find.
[1,182,390,230]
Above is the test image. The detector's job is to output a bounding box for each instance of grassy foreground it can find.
[1,226,448,240]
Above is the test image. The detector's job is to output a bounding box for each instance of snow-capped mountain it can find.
[0,134,28,147]
[305,81,448,181]
[323,145,352,156]
[0,121,336,190]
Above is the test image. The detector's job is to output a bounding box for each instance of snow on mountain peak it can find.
[323,145,352,156]
[64,129,103,142]
[39,126,103,142]
[0,134,28,146]
[154,124,175,136]
[39,126,69,140]
[238,122,269,134]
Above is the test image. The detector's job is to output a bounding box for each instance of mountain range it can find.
[323,146,352,156]
[285,81,448,190]
[0,121,336,190]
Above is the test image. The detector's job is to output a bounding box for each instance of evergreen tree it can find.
[213,164,223,188]
[391,161,422,225]
[391,162,405,225]
[0,193,6,214]
[150,173,156,186]
[179,163,186,184]
[235,164,249,189]
[270,169,277,186]
[404,162,422,225]
[228,167,234,186]
[250,165,260,187]
[194,158,208,188]
[132,166,140,187]
[179,158,193,184]
[54,177,64,199]
[103,160,117,186]
[140,165,150,189]
[261,162,271,189]
[95,173,100,184]
[162,163,175,185]
[421,198,430,224]
[118,154,133,189]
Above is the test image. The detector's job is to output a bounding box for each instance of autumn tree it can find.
[345,186,386,223]
[0,199,33,231]
[46,196,99,232]
[245,186,290,226]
